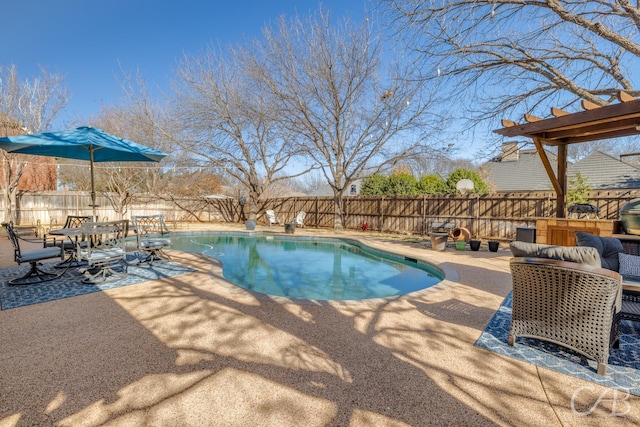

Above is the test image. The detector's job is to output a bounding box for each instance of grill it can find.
[620,198,640,235]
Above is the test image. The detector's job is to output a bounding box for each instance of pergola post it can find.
[557,144,568,218]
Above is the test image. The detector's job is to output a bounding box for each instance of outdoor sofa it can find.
[508,241,622,375]
[574,232,640,322]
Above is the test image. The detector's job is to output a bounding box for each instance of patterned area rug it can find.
[476,292,640,396]
[0,253,195,310]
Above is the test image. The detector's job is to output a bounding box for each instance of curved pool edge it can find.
[166,230,461,306]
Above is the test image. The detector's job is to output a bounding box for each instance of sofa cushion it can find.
[509,241,601,267]
[575,232,624,271]
[619,252,640,278]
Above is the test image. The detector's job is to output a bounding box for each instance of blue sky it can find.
[3,1,369,128]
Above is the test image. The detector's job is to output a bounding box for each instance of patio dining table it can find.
[48,227,85,268]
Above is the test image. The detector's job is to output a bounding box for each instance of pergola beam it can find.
[496,98,640,142]
[533,137,563,197]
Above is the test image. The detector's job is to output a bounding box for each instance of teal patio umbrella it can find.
[0,126,168,219]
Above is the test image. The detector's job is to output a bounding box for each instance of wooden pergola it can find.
[494,91,640,218]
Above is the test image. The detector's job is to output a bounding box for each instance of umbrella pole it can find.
[90,148,98,221]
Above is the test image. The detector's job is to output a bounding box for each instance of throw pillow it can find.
[575,232,624,271]
[619,252,640,277]
[509,241,601,267]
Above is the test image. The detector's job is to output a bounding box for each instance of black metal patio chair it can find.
[131,214,172,265]
[77,220,128,283]
[2,222,64,286]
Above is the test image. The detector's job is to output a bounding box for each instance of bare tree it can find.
[248,10,444,228]
[298,171,329,195]
[168,43,313,222]
[99,166,143,219]
[164,169,222,197]
[381,0,640,125]
[0,65,69,222]
[405,153,477,179]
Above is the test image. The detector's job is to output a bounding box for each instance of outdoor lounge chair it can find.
[77,220,128,283]
[508,245,622,375]
[266,210,280,226]
[131,214,172,265]
[2,222,64,285]
[295,211,306,228]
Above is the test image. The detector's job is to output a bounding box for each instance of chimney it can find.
[501,142,520,162]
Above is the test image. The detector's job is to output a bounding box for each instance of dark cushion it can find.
[619,252,640,279]
[509,241,601,267]
[575,232,624,271]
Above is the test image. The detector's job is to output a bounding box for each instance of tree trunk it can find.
[246,194,258,222]
[333,194,344,230]
[7,188,17,224]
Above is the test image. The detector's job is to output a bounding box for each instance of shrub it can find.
[568,172,591,205]
[417,174,448,194]
[386,172,418,195]
[360,173,388,195]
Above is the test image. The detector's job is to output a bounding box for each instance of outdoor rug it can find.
[476,292,640,396]
[0,252,195,310]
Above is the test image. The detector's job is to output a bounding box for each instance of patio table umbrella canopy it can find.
[0,126,168,218]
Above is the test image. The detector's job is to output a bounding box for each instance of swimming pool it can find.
[170,232,444,301]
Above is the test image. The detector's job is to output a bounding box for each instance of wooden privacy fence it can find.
[8,191,239,230]
[7,189,640,240]
[266,190,640,240]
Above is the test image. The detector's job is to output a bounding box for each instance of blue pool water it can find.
[170,232,444,300]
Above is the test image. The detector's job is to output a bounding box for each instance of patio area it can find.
[0,223,638,426]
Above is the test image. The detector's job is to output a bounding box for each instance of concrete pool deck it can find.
[0,223,638,426]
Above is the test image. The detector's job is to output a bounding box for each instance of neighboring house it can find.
[0,111,57,191]
[482,142,640,192]
[568,151,640,189]
[260,181,307,199]
[308,179,363,197]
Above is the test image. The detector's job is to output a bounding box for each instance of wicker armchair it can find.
[509,257,622,375]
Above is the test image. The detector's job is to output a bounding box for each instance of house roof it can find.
[482,147,640,191]
[308,185,334,197]
[568,151,640,189]
[481,147,560,191]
